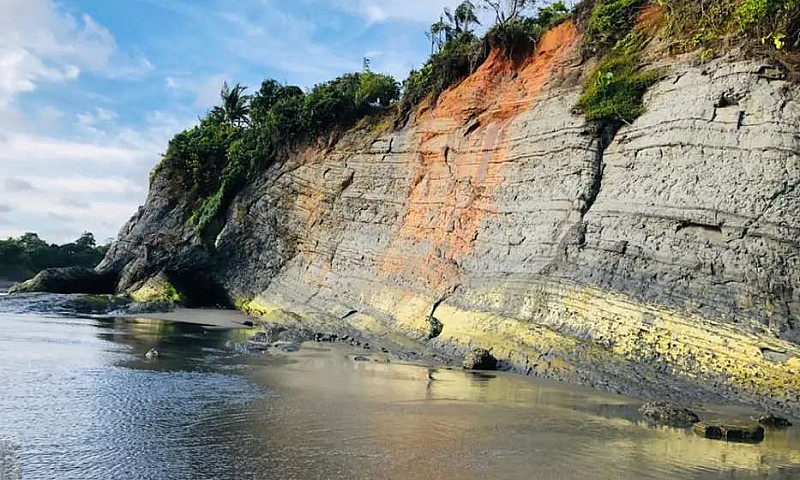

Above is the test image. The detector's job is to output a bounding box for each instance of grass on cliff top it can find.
[660,0,800,54]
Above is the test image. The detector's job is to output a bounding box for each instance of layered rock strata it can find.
[95,23,800,415]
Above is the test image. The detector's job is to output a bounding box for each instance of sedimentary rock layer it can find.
[100,23,800,415]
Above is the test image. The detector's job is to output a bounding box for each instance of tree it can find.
[213,82,250,127]
[482,0,535,25]
[454,1,481,33]
[427,17,454,53]
[75,232,96,249]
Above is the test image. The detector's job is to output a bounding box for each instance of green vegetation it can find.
[578,0,657,123]
[659,0,800,53]
[155,0,800,235]
[578,33,659,122]
[402,1,569,113]
[584,0,645,53]
[487,2,570,54]
[0,232,109,281]
[161,66,400,234]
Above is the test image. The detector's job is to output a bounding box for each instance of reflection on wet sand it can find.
[0,311,798,480]
[238,345,800,480]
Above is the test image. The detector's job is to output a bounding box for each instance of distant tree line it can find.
[0,232,110,281]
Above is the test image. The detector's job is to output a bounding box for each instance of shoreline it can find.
[118,308,255,329]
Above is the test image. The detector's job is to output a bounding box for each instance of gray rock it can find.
[639,402,700,427]
[752,413,793,428]
[10,267,116,295]
[693,421,765,443]
[462,348,497,370]
[144,348,160,359]
[426,316,444,339]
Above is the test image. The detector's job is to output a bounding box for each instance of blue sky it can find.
[0,0,486,243]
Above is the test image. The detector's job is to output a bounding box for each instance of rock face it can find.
[88,22,800,415]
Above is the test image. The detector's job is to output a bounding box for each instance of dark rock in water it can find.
[426,316,443,339]
[145,348,160,359]
[314,333,337,343]
[639,402,700,427]
[270,341,300,352]
[243,321,255,327]
[693,421,765,442]
[753,414,793,428]
[353,355,370,362]
[10,267,117,295]
[462,348,497,370]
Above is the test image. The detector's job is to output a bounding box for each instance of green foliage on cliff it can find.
[401,31,483,112]
[584,0,646,53]
[578,33,659,122]
[486,2,571,54]
[0,232,109,281]
[660,0,800,53]
[401,2,570,115]
[161,68,400,234]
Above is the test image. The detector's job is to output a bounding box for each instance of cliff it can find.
[96,18,800,414]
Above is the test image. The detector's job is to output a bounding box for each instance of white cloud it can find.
[0,1,119,106]
[0,133,143,166]
[166,73,230,109]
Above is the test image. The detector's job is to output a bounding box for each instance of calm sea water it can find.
[1,295,799,480]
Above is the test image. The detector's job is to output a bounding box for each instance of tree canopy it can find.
[0,232,110,281]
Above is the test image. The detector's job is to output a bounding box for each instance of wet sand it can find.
[121,308,255,329]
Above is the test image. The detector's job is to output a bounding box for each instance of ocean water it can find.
[0,295,799,480]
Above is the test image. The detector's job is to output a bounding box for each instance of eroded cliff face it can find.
[101,22,800,414]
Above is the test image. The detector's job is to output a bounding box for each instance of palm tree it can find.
[428,16,454,53]
[215,82,250,126]
[455,1,481,33]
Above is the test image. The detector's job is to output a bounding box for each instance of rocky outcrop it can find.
[693,421,765,443]
[639,402,700,427]
[10,267,117,295]
[88,22,800,415]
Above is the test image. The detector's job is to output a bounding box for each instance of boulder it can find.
[639,402,700,427]
[10,267,116,295]
[426,316,444,339]
[693,421,765,442]
[462,348,497,370]
[752,414,793,428]
[144,348,160,359]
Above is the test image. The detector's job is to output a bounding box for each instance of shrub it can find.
[486,2,570,56]
[660,0,800,53]
[400,31,482,113]
[0,232,109,281]
[162,116,242,196]
[585,0,647,53]
[577,40,659,122]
